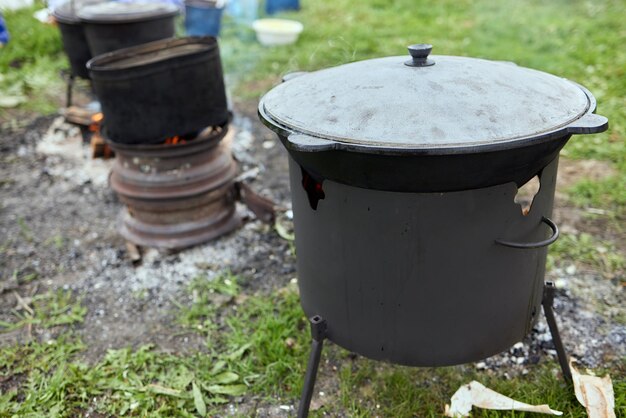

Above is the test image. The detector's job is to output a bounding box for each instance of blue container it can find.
[265,0,299,14]
[226,0,258,24]
[185,1,224,36]
[0,13,9,45]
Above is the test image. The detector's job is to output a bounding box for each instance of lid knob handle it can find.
[405,44,435,67]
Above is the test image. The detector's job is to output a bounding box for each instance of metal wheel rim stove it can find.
[107,125,241,250]
[258,44,609,415]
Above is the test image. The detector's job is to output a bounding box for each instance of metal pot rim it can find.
[86,36,218,73]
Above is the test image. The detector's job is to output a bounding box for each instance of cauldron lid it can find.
[53,0,104,24]
[77,1,179,24]
[260,45,607,154]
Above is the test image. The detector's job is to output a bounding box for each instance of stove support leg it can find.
[297,315,327,418]
[66,74,75,108]
[542,281,572,383]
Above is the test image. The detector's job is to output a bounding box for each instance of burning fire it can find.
[86,111,196,146]
[89,112,104,133]
[85,112,113,159]
[164,136,187,145]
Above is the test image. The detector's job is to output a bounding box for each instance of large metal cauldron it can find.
[258,45,608,367]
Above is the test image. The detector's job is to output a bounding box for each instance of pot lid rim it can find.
[77,1,179,23]
[260,54,603,152]
[258,85,605,156]
[52,6,80,23]
[261,98,588,151]
[53,0,104,23]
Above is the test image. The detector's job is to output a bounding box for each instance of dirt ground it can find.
[0,98,624,414]
[0,99,294,353]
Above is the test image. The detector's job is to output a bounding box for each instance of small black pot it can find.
[53,1,98,79]
[87,37,229,144]
[77,1,179,56]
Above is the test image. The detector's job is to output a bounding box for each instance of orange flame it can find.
[89,112,104,133]
[164,136,186,145]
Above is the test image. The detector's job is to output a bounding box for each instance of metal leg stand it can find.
[542,282,572,382]
[297,315,327,418]
[66,74,75,108]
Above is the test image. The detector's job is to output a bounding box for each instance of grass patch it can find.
[177,272,310,398]
[334,359,626,417]
[176,270,240,338]
[176,272,310,401]
[0,289,86,332]
[0,274,624,416]
[548,232,625,279]
[0,335,87,416]
[0,3,66,115]
[0,274,305,416]
[223,283,309,398]
[0,339,251,416]
[567,171,626,213]
[0,280,252,416]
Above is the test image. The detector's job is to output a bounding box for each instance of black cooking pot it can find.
[87,37,229,144]
[52,0,101,79]
[77,1,179,57]
[258,44,608,366]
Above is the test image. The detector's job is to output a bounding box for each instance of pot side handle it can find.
[565,113,608,135]
[495,217,559,249]
[288,134,338,152]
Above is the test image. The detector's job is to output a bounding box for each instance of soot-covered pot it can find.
[87,37,229,144]
[77,1,179,57]
[52,0,103,79]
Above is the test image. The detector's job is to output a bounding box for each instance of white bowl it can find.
[252,18,303,46]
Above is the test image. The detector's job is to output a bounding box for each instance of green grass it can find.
[0,273,304,416]
[0,339,250,416]
[223,283,309,398]
[548,232,625,279]
[568,172,626,212]
[175,271,241,338]
[0,290,86,332]
[0,273,624,416]
[336,360,626,417]
[0,278,252,417]
[177,272,310,397]
[0,3,66,115]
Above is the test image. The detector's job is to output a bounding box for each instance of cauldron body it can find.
[289,156,559,366]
